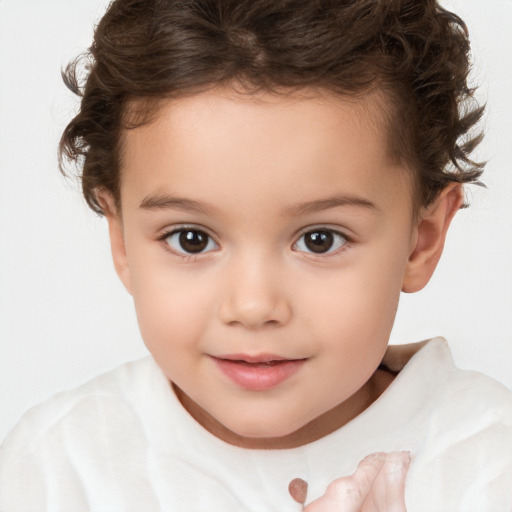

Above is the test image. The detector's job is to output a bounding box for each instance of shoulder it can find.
[417,338,512,429]
[385,337,512,430]
[0,357,197,510]
[424,356,512,469]
[0,356,162,506]
[403,338,512,453]
[2,356,158,449]
[401,338,512,511]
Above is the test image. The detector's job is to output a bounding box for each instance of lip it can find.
[211,354,307,391]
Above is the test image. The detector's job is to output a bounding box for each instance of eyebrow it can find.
[139,192,379,217]
[139,194,220,216]
[282,195,380,216]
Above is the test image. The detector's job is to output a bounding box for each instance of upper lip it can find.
[212,353,304,363]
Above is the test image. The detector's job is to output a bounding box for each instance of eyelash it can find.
[158,225,352,260]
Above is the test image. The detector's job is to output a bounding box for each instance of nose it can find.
[218,254,292,329]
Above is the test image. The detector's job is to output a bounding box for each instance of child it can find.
[1,0,511,510]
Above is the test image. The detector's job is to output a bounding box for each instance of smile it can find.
[210,354,307,391]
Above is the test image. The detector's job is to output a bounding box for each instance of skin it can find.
[100,87,462,453]
[305,451,410,511]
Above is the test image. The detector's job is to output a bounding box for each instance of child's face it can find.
[108,88,422,448]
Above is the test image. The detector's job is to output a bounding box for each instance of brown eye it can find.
[165,229,217,255]
[304,231,333,253]
[295,229,347,254]
[179,230,208,252]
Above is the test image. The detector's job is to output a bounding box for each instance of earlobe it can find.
[96,190,133,295]
[402,183,464,293]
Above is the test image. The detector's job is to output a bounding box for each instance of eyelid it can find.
[157,223,217,240]
[293,224,353,241]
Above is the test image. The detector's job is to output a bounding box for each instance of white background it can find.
[1,0,511,443]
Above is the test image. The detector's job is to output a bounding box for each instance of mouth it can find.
[210,354,307,391]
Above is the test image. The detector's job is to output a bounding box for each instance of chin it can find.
[226,414,306,440]
[234,425,290,439]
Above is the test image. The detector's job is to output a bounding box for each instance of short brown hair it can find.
[59,0,485,214]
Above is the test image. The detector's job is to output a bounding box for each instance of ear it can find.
[96,190,133,295]
[402,183,463,293]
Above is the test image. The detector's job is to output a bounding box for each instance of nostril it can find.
[218,294,292,329]
[226,317,281,330]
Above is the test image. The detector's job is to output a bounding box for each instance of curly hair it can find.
[59,0,485,214]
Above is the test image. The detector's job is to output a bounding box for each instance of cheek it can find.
[305,274,401,402]
[310,258,403,336]
[305,245,408,367]
[129,261,215,358]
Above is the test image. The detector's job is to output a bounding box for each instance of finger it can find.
[361,451,410,512]
[305,453,386,512]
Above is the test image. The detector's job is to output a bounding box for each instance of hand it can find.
[304,451,410,512]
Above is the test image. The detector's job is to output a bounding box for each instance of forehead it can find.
[119,87,413,217]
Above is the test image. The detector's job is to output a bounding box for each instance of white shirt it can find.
[1,338,511,511]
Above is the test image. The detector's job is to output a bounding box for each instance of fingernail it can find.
[389,451,411,468]
[383,452,410,482]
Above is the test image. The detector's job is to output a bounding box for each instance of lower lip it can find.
[212,358,306,391]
